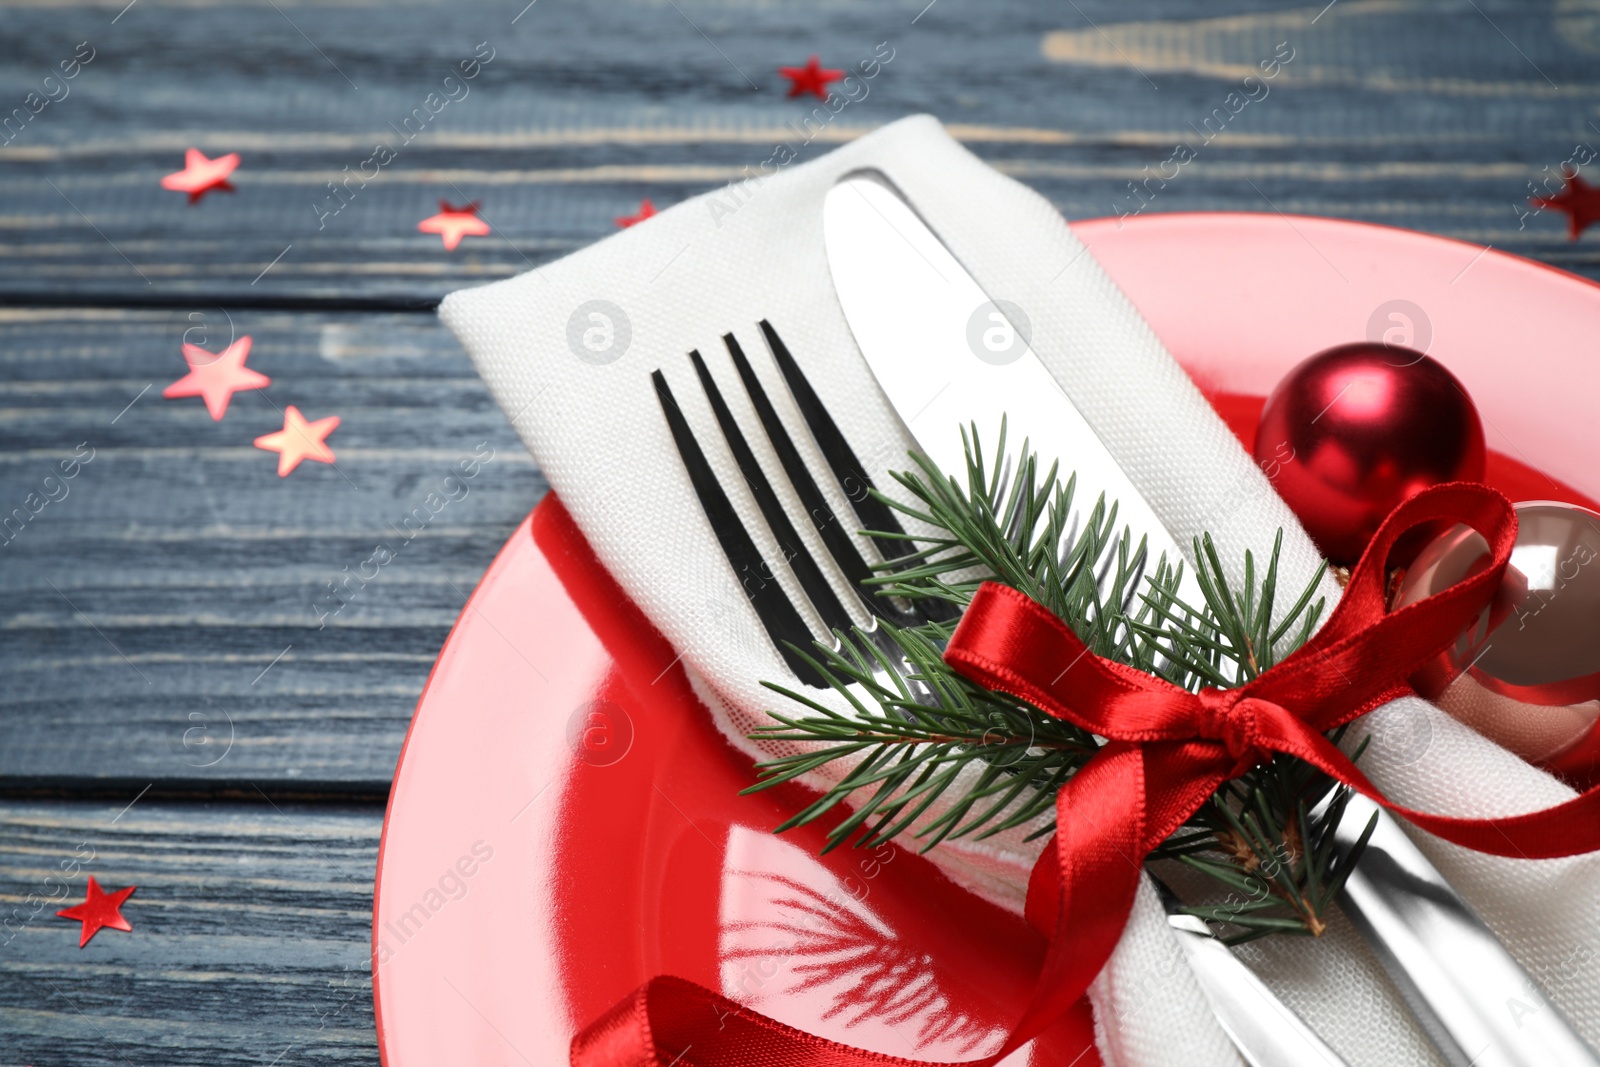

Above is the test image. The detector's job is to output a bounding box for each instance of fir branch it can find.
[745,425,1365,940]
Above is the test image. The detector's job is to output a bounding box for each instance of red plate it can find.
[373,214,1600,1067]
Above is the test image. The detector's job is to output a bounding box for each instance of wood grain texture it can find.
[0,798,380,1067]
[0,308,546,787]
[0,0,1596,304]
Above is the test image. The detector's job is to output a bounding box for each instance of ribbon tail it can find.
[1002,745,1147,1050]
[570,980,656,1067]
[1003,741,1225,1054]
[570,915,1109,1067]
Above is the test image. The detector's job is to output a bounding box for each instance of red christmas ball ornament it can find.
[1253,343,1485,563]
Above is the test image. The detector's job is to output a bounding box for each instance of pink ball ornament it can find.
[1392,501,1600,788]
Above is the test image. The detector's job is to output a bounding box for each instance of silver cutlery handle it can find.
[1167,912,1350,1067]
[1331,793,1599,1067]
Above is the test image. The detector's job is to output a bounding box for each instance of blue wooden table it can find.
[1,1,1595,1062]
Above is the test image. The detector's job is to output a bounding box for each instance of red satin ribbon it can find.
[572,483,1600,1066]
[1469,664,1600,708]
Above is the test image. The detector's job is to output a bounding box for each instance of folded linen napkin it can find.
[440,114,1600,1067]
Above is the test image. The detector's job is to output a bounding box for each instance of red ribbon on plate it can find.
[572,483,1600,1066]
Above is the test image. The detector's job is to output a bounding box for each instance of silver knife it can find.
[1155,879,1351,1067]
[822,170,1203,609]
[1323,793,1600,1067]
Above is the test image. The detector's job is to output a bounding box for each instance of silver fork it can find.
[652,320,942,697]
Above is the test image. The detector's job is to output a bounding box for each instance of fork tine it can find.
[758,320,911,558]
[758,320,956,623]
[652,369,827,687]
[687,349,857,638]
[722,332,895,620]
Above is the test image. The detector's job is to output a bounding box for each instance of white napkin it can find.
[440,114,1600,1067]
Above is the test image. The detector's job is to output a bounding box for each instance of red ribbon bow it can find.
[573,483,1600,1066]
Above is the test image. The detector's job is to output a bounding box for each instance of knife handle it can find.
[1331,793,1599,1067]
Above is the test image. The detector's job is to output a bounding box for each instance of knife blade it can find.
[822,170,1200,607]
[1323,792,1600,1067]
[1155,880,1350,1067]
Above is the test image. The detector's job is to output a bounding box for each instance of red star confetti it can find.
[1531,170,1600,239]
[780,55,843,100]
[162,335,269,421]
[254,405,340,476]
[418,199,491,251]
[615,198,657,228]
[56,877,136,947]
[160,148,239,204]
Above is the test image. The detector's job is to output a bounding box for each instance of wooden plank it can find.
[0,0,1595,304]
[0,307,545,787]
[0,798,380,1066]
